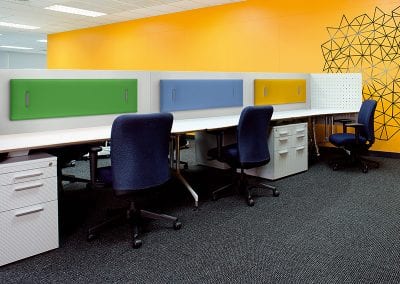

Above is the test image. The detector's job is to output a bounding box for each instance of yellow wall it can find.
[47,0,400,153]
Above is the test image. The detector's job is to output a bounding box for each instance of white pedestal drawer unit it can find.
[247,122,308,180]
[0,153,58,266]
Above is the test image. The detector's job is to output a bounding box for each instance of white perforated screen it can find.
[310,73,362,110]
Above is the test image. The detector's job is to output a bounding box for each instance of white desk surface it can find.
[0,108,357,154]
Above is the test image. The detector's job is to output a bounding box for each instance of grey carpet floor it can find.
[1,144,400,283]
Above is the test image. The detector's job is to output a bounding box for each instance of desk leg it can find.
[173,134,199,209]
[324,115,335,142]
[311,117,320,157]
[169,137,175,169]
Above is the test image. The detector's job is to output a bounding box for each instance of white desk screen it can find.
[310,73,362,110]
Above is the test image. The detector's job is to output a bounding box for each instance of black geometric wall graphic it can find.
[321,6,400,141]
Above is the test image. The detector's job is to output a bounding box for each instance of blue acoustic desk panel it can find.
[160,79,243,112]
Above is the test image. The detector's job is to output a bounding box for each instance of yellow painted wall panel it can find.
[47,0,392,72]
[254,79,306,105]
[46,0,400,153]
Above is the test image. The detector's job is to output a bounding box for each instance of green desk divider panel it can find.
[10,79,138,120]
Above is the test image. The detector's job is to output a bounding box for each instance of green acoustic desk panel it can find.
[10,79,138,120]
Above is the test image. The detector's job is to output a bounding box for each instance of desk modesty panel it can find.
[10,79,138,120]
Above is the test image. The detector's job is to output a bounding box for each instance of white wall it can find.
[0,51,46,69]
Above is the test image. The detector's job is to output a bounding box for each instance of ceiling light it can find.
[0,45,34,50]
[0,22,40,30]
[37,39,47,43]
[45,5,106,17]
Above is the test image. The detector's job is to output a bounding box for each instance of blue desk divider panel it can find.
[160,79,243,112]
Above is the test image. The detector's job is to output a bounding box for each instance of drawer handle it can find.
[278,150,288,155]
[14,171,43,180]
[15,206,44,217]
[296,135,305,138]
[263,86,268,97]
[296,129,305,133]
[14,182,44,192]
[278,131,289,136]
[279,138,289,142]
[296,146,305,151]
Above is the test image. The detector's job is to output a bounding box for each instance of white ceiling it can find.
[0,0,243,54]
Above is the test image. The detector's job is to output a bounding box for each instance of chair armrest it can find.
[334,119,353,133]
[206,129,224,160]
[345,122,364,144]
[334,119,353,123]
[345,122,364,128]
[90,146,103,153]
[88,146,103,187]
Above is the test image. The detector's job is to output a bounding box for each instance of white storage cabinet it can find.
[0,153,58,266]
[247,122,308,180]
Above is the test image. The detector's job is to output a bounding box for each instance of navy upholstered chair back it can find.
[210,105,278,205]
[110,113,173,192]
[237,106,274,167]
[357,99,377,144]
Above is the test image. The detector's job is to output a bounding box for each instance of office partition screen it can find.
[160,79,243,112]
[254,79,306,106]
[10,79,138,120]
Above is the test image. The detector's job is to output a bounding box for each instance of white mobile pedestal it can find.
[0,153,58,266]
[196,122,308,180]
[246,122,308,180]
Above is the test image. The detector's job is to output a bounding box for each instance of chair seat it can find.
[329,133,367,147]
[220,143,239,166]
[207,144,239,166]
[219,144,269,169]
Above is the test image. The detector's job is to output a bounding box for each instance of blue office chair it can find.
[329,99,379,173]
[87,113,182,248]
[208,106,279,206]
